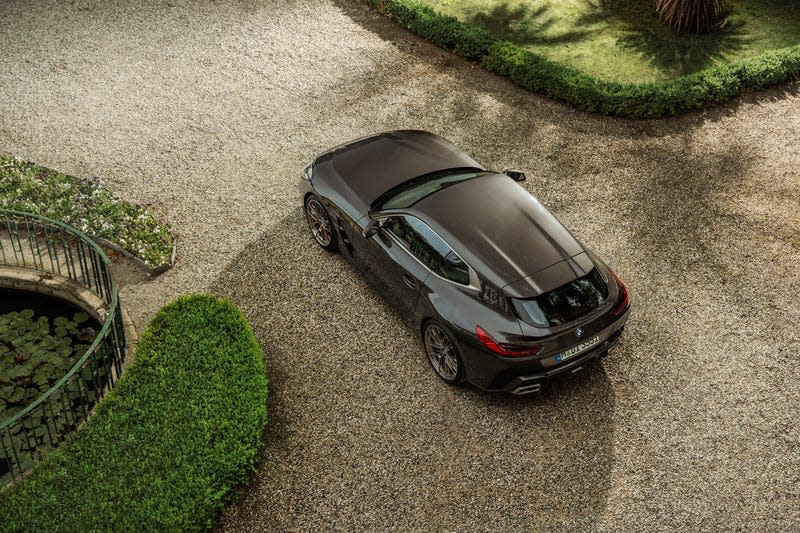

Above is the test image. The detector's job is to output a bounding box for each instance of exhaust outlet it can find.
[512,383,541,395]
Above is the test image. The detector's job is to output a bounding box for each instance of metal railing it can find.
[0,210,126,485]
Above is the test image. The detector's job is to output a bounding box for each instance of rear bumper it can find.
[456,307,630,393]
[502,328,622,394]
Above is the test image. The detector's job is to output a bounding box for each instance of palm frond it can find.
[655,0,731,33]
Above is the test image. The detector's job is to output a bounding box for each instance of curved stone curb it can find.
[118,304,138,370]
[91,236,177,276]
[0,266,106,321]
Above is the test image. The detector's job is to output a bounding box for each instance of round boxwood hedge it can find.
[0,294,268,532]
[372,0,800,118]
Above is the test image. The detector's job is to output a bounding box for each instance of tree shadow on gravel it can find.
[620,132,759,290]
[211,210,616,531]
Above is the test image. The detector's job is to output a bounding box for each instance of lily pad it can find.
[7,386,25,403]
[0,304,104,465]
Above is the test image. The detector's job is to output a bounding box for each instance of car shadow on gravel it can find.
[212,209,617,531]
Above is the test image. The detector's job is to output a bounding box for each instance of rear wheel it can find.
[304,195,339,252]
[423,320,464,385]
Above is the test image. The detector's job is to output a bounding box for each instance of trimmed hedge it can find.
[0,294,268,532]
[373,0,800,118]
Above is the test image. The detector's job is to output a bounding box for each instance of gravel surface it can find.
[1,0,799,530]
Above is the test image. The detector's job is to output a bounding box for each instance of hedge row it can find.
[373,0,800,118]
[0,294,268,532]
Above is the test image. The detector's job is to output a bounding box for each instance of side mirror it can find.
[503,169,526,182]
[362,219,380,239]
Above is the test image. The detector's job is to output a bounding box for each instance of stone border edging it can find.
[91,235,177,276]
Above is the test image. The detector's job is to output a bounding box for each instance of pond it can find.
[0,288,101,425]
[0,288,105,481]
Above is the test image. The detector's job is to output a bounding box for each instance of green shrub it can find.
[373,0,800,117]
[381,0,493,62]
[0,155,174,267]
[0,294,268,532]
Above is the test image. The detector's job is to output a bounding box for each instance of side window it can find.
[383,216,470,285]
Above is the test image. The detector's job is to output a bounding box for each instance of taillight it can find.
[475,326,542,357]
[609,270,629,318]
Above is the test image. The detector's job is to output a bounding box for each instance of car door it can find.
[358,216,431,324]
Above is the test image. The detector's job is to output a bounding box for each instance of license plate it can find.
[555,335,600,363]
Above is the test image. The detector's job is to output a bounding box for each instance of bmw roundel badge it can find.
[575,328,584,338]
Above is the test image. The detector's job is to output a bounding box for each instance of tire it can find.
[422,319,465,385]
[304,195,339,252]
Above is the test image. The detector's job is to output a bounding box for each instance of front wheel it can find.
[304,195,339,252]
[423,320,464,385]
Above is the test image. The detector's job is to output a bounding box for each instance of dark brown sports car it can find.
[300,130,631,394]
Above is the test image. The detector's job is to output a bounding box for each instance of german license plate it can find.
[555,336,600,363]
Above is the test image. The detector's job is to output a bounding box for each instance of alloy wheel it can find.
[305,197,333,247]
[424,323,459,382]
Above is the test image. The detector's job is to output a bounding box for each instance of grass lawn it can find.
[428,0,800,82]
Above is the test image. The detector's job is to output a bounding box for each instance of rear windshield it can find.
[512,268,608,327]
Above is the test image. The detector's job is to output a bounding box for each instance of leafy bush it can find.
[381,0,493,61]
[372,0,800,117]
[0,155,174,267]
[0,294,269,532]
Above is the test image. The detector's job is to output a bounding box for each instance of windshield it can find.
[376,170,485,210]
[512,269,608,327]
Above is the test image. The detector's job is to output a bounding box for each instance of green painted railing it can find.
[0,210,125,485]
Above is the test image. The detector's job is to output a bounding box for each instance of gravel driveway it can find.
[1,0,799,530]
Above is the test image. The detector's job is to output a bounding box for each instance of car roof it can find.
[409,173,590,296]
[312,130,482,221]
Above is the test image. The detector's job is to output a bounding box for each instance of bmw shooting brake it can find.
[301,130,631,394]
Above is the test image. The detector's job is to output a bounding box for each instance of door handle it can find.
[402,274,416,288]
